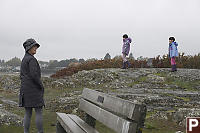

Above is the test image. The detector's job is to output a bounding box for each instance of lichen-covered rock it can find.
[0,109,23,126]
[1,68,200,129]
[147,74,166,83]
[0,75,20,93]
[173,108,200,126]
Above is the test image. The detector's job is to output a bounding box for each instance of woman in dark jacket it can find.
[19,38,44,133]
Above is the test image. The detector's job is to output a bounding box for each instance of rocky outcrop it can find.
[0,75,20,93]
[0,108,23,126]
[0,68,200,130]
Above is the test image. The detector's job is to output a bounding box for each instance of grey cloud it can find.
[0,0,200,61]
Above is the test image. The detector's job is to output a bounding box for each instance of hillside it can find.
[0,68,200,133]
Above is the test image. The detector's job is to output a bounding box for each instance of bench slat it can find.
[79,98,138,133]
[56,112,85,133]
[67,114,99,133]
[81,88,145,122]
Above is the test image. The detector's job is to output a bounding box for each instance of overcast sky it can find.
[0,0,199,61]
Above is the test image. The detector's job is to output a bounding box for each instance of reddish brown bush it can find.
[51,53,200,78]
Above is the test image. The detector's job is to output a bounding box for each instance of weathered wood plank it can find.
[67,114,99,133]
[79,98,138,133]
[81,88,146,122]
[56,112,85,133]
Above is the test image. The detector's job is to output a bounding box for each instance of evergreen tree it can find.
[104,53,111,60]
[129,53,134,60]
[5,57,21,67]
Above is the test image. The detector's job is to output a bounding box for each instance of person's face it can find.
[28,45,38,55]
[169,40,173,44]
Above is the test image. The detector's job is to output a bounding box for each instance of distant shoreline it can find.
[0,72,53,78]
[0,72,19,76]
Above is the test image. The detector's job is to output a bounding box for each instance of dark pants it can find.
[24,107,43,133]
[122,53,131,69]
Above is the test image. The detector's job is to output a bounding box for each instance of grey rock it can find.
[1,99,18,107]
[1,68,200,128]
[0,109,23,126]
[175,131,183,133]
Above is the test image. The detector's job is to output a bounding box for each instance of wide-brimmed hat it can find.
[23,38,40,52]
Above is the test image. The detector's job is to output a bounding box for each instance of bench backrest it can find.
[79,88,146,133]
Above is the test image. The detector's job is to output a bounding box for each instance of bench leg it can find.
[137,106,147,133]
[56,121,67,133]
[85,114,96,128]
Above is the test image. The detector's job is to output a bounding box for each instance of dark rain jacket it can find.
[19,52,44,107]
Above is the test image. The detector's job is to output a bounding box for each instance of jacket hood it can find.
[170,42,178,47]
[174,42,178,46]
[128,38,132,43]
[123,38,132,43]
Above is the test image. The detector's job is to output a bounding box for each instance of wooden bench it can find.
[56,88,147,133]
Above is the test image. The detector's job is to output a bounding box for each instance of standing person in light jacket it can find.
[19,38,45,133]
[122,34,132,69]
[169,37,178,72]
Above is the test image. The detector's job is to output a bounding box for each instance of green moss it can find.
[0,90,18,101]
[0,125,23,133]
[44,87,83,101]
[143,119,184,133]
[147,111,157,118]
[111,72,119,78]
[154,72,168,77]
[174,96,190,102]
[139,76,148,82]
[127,81,138,87]
[155,72,200,91]
[162,87,178,90]
[161,93,190,102]
[165,110,176,113]
[145,123,156,129]
[127,76,148,87]
[161,93,173,97]
[174,80,200,91]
